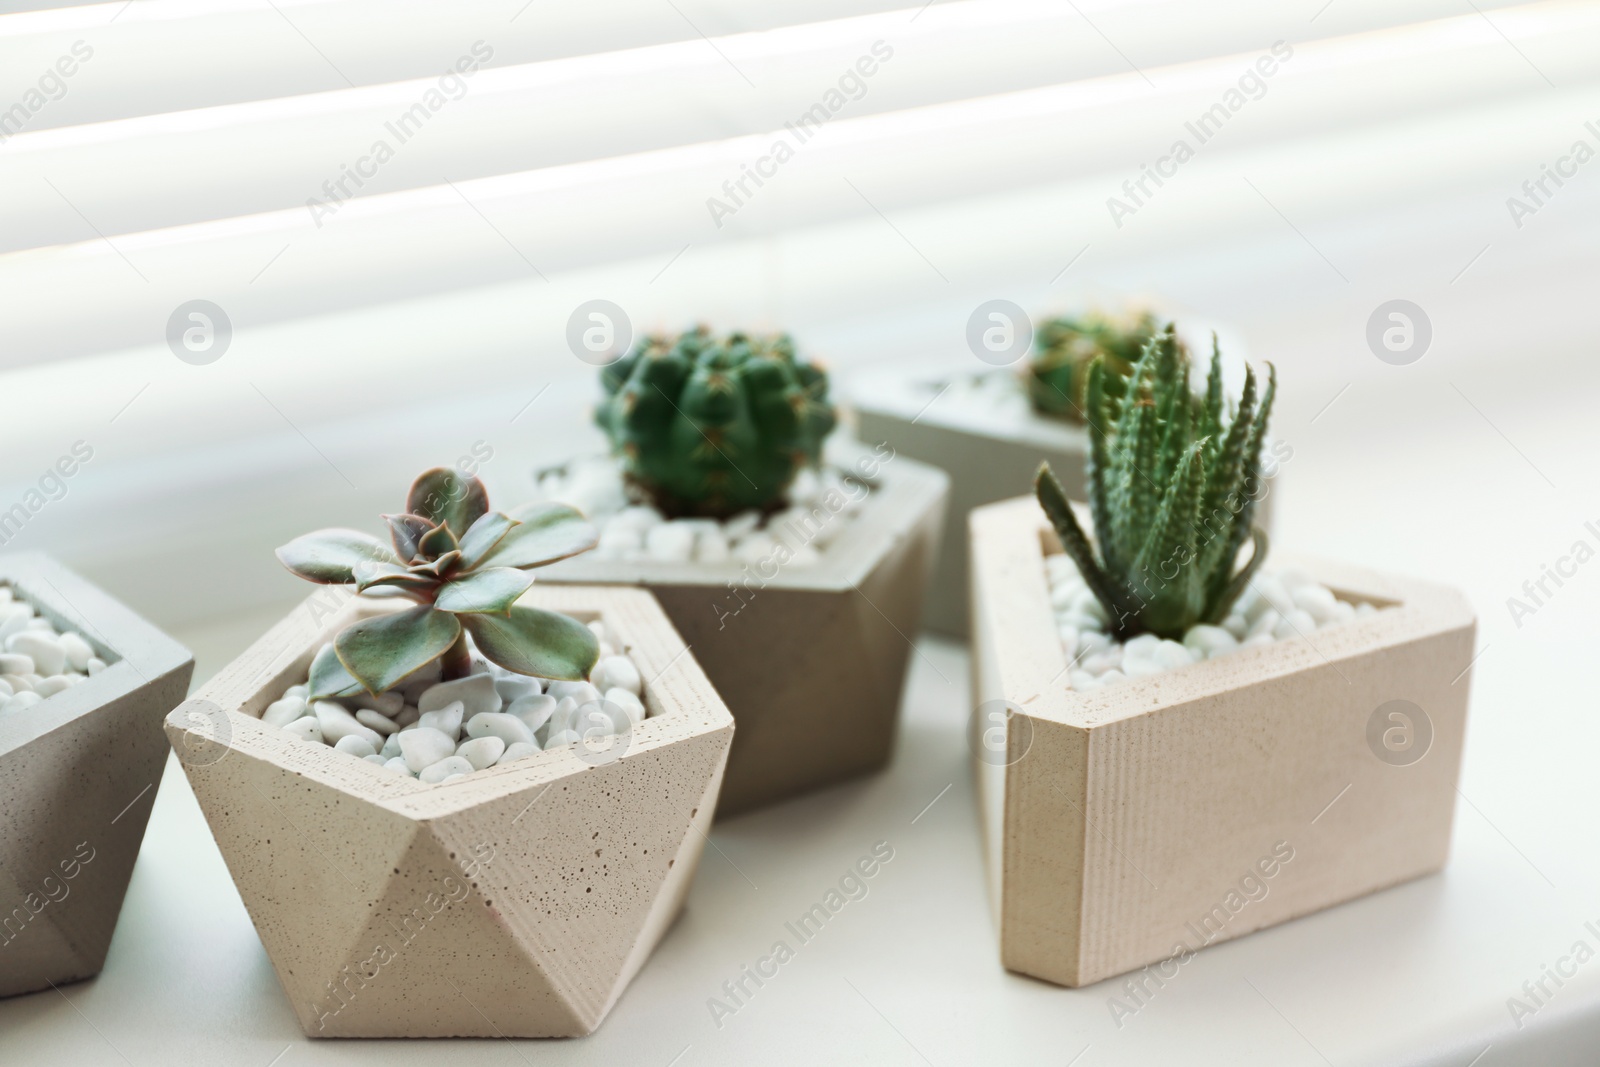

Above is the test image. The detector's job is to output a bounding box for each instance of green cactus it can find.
[595,326,837,519]
[275,467,601,697]
[1034,325,1276,640]
[1027,310,1167,421]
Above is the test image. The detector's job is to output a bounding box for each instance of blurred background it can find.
[2,2,1599,1062]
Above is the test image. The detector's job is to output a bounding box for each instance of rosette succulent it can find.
[1027,310,1166,421]
[276,467,601,699]
[595,326,837,519]
[1035,325,1276,640]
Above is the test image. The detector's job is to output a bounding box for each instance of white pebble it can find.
[1122,655,1164,679]
[695,529,730,562]
[7,632,63,676]
[544,728,581,749]
[87,657,107,675]
[1184,625,1238,658]
[1153,640,1193,670]
[418,701,464,741]
[1291,585,1338,625]
[312,701,381,748]
[382,757,411,775]
[0,674,31,693]
[494,675,541,704]
[456,736,505,770]
[465,712,534,747]
[25,617,52,632]
[32,675,70,697]
[574,700,627,737]
[1273,609,1318,641]
[58,632,93,672]
[0,605,31,642]
[356,709,399,736]
[334,735,377,758]
[1221,614,1249,640]
[498,741,540,765]
[508,694,558,733]
[284,716,323,743]
[381,733,403,759]
[418,675,501,718]
[0,654,33,675]
[1355,601,1377,616]
[547,680,600,705]
[8,690,43,710]
[394,705,420,727]
[605,687,646,725]
[285,684,309,700]
[645,522,695,563]
[262,696,307,728]
[419,756,474,784]
[1246,610,1280,640]
[398,727,455,772]
[591,655,641,696]
[351,691,404,717]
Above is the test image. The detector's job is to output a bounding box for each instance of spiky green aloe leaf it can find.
[276,529,398,585]
[462,606,599,681]
[488,502,600,569]
[335,606,462,695]
[407,467,489,537]
[1035,462,1136,632]
[434,567,535,615]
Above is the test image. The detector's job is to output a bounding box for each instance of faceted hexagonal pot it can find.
[0,552,194,998]
[853,362,1277,638]
[969,496,1475,988]
[538,447,947,817]
[164,584,731,1038]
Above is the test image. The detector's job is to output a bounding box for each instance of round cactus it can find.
[594,326,837,519]
[1026,310,1166,421]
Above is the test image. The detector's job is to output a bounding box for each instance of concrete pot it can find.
[538,447,947,817]
[0,552,193,998]
[852,361,1277,638]
[968,496,1475,989]
[164,584,732,1038]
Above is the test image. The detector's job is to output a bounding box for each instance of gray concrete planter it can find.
[539,447,948,817]
[0,553,193,998]
[851,360,1277,639]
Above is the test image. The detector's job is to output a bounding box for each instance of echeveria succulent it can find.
[1035,325,1276,640]
[276,467,600,698]
[1027,310,1166,422]
[594,326,837,519]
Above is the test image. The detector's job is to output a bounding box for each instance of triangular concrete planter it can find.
[0,552,193,998]
[538,447,947,817]
[165,585,732,1038]
[969,496,1475,988]
[853,361,1276,639]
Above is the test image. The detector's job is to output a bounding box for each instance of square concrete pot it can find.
[538,447,947,817]
[852,361,1276,639]
[164,584,732,1038]
[0,552,193,998]
[968,496,1475,988]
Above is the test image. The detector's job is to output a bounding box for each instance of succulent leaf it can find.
[407,467,489,536]
[489,502,600,569]
[383,514,433,562]
[1034,326,1276,641]
[334,605,462,695]
[1026,310,1163,422]
[308,641,365,700]
[275,529,398,585]
[434,567,535,615]
[352,561,435,596]
[462,606,600,681]
[455,511,517,570]
[594,326,837,519]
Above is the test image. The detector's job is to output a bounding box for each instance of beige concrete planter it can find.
[165,585,731,1038]
[539,448,947,817]
[0,553,193,998]
[852,361,1276,638]
[969,496,1475,988]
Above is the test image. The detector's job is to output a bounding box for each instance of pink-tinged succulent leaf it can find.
[335,606,462,695]
[309,642,366,699]
[434,567,535,615]
[353,561,438,596]
[461,606,599,681]
[417,520,459,560]
[383,513,434,562]
[408,550,461,578]
[276,529,399,585]
[484,502,600,570]
[456,511,517,570]
[407,467,489,537]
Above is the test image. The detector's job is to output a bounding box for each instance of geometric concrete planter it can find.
[0,552,193,998]
[164,584,732,1038]
[539,446,946,818]
[969,496,1476,989]
[852,360,1276,639]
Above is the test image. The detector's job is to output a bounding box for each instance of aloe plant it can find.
[276,468,601,698]
[1035,325,1276,640]
[594,326,837,518]
[1027,310,1165,421]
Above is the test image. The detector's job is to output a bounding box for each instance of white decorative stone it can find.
[464,712,534,747]
[508,694,558,733]
[351,691,404,717]
[497,741,540,765]
[262,696,307,728]
[645,522,695,563]
[284,716,323,743]
[0,654,33,675]
[591,655,642,697]
[456,736,505,770]
[544,728,581,749]
[605,688,646,726]
[418,675,501,718]
[59,631,93,672]
[8,690,43,710]
[87,657,107,675]
[420,756,475,784]
[7,632,63,676]
[356,708,399,736]
[417,701,464,741]
[312,701,382,748]
[494,675,540,704]
[398,727,455,773]
[334,735,377,758]
[33,676,72,698]
[547,680,600,706]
